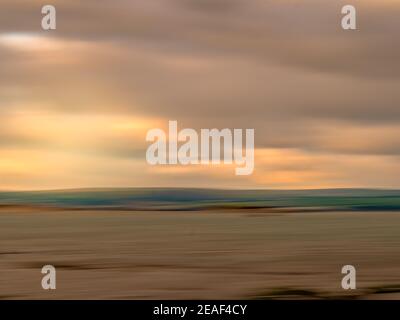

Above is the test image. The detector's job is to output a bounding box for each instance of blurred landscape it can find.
[1,188,400,299]
[3,188,400,211]
[1,0,400,301]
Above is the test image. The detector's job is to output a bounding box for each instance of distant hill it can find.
[1,188,400,211]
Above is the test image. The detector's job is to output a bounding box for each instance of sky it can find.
[1,0,400,190]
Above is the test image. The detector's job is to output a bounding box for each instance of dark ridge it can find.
[1,188,400,211]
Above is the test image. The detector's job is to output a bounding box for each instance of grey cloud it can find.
[1,0,400,78]
[1,0,400,158]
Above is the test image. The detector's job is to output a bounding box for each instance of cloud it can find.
[1,0,400,77]
[1,0,400,189]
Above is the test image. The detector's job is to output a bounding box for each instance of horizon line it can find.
[1,186,400,193]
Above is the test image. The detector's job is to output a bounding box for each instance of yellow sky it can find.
[1,1,400,190]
